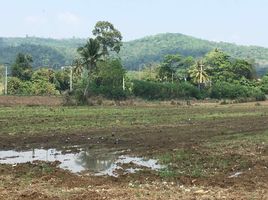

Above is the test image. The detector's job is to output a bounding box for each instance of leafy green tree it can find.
[176,56,195,81]
[75,21,123,99]
[93,21,123,56]
[204,49,256,83]
[96,59,125,88]
[31,68,55,82]
[11,53,33,81]
[261,74,268,94]
[141,63,159,81]
[85,59,127,99]
[232,59,255,80]
[158,54,183,82]
[54,69,70,91]
[204,49,233,81]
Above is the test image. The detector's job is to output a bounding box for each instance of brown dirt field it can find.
[0,161,267,200]
[0,103,268,199]
[0,96,63,106]
[0,115,267,152]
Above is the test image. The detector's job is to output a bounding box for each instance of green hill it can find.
[0,37,84,68]
[1,33,268,75]
[120,33,268,75]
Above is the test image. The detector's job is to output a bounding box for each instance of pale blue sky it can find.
[0,0,267,47]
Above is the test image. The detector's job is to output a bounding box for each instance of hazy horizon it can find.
[1,0,268,47]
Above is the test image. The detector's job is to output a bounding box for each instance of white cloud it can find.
[24,15,47,24]
[57,12,81,24]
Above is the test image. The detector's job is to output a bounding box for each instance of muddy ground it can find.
[0,96,63,106]
[0,102,267,199]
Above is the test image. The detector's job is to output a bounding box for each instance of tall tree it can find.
[176,56,195,82]
[11,53,33,81]
[76,21,123,98]
[92,21,123,56]
[158,54,183,82]
[77,38,103,96]
[232,59,255,80]
[97,59,126,89]
[204,49,232,81]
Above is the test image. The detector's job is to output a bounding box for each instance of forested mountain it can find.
[1,33,268,75]
[120,33,268,75]
[0,37,84,68]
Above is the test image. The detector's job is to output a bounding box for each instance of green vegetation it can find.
[158,129,267,179]
[132,80,200,100]
[120,33,268,75]
[1,33,268,75]
[2,22,268,102]
[0,104,267,136]
[73,21,125,102]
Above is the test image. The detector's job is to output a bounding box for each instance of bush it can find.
[31,80,59,95]
[7,77,59,96]
[7,77,24,95]
[90,83,127,100]
[211,81,266,101]
[132,80,201,100]
[74,88,87,105]
[250,87,266,101]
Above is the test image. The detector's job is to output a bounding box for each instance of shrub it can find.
[7,77,24,95]
[211,81,266,101]
[250,87,266,101]
[7,77,59,96]
[31,80,59,95]
[90,83,127,100]
[132,80,201,100]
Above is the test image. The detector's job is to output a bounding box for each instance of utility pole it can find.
[123,76,125,91]
[138,65,141,80]
[4,65,7,95]
[70,66,73,92]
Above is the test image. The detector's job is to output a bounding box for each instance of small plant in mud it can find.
[159,168,177,178]
[158,149,206,178]
[40,163,54,174]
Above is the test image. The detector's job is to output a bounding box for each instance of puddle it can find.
[95,155,164,177]
[0,148,164,176]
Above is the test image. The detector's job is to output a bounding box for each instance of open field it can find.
[0,102,268,199]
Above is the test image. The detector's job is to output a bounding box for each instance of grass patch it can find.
[158,147,253,179]
[0,104,267,136]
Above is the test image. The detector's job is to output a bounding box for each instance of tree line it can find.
[2,33,268,75]
[5,21,268,103]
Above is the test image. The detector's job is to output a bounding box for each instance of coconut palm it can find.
[189,60,210,90]
[77,38,103,96]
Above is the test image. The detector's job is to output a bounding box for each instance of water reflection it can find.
[75,149,118,173]
[0,147,163,176]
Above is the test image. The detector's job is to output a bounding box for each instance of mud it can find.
[0,104,268,199]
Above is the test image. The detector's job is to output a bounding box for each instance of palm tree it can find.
[189,60,209,90]
[77,38,103,96]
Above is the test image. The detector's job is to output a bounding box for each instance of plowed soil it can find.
[0,101,267,199]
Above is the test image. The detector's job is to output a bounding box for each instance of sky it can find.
[0,0,268,47]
